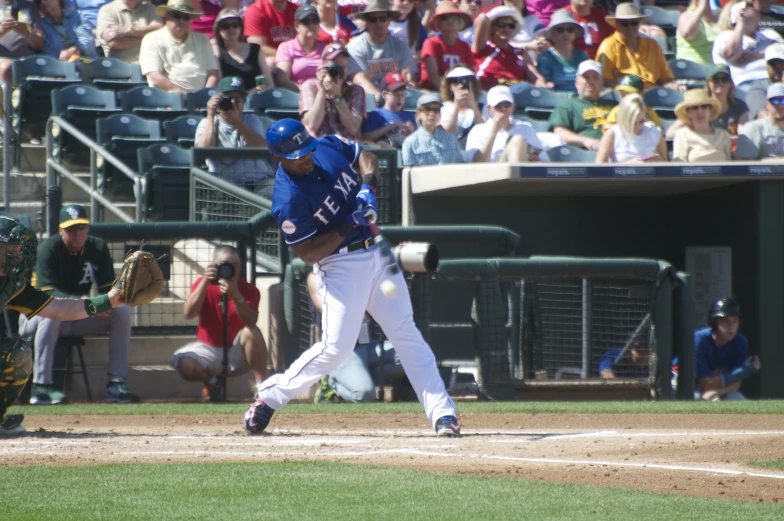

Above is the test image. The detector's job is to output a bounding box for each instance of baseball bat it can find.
[614,312,652,364]
[368,222,399,275]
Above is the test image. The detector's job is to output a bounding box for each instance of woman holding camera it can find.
[299,44,366,140]
[213,9,275,91]
[439,65,484,146]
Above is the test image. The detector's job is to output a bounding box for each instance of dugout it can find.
[403,162,784,399]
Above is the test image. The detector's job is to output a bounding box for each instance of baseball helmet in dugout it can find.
[0,215,37,277]
[265,119,318,159]
[708,297,741,329]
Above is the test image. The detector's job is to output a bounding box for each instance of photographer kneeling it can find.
[194,76,275,198]
[170,245,267,402]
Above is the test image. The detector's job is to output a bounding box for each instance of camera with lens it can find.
[457,77,471,90]
[217,96,234,112]
[326,64,344,79]
[391,243,439,273]
[215,260,235,281]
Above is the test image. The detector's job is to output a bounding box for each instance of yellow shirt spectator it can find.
[597,31,675,90]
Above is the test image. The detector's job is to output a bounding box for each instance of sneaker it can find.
[202,376,226,403]
[314,375,336,404]
[29,384,67,405]
[435,415,461,437]
[104,381,140,403]
[0,414,25,435]
[244,398,275,435]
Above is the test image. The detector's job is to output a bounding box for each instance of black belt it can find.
[337,237,377,255]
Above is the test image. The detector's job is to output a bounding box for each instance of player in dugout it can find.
[0,215,130,436]
[243,119,460,437]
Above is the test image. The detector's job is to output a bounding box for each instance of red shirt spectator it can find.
[474,43,528,90]
[565,2,614,59]
[245,0,298,53]
[316,20,353,43]
[421,36,474,90]
[193,277,260,347]
[421,1,475,91]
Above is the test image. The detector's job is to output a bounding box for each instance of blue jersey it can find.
[598,348,649,378]
[271,135,371,251]
[694,327,748,379]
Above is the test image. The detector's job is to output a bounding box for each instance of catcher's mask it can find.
[0,216,37,277]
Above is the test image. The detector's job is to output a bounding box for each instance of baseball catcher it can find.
[0,215,145,435]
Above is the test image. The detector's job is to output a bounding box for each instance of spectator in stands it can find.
[300,43,365,140]
[672,88,732,162]
[172,244,267,402]
[96,0,162,63]
[695,297,760,401]
[213,8,275,91]
[712,0,783,119]
[565,0,614,59]
[346,0,414,100]
[19,204,138,405]
[736,82,784,160]
[751,0,784,35]
[139,0,219,93]
[402,92,465,166]
[68,0,112,58]
[549,60,614,150]
[389,0,426,63]
[457,0,480,46]
[315,0,356,44]
[420,1,474,91]
[502,0,548,54]
[195,76,274,194]
[536,10,589,93]
[37,0,94,60]
[676,0,719,65]
[597,3,679,90]
[274,4,326,91]
[362,72,416,147]
[599,342,651,379]
[439,65,484,145]
[466,85,545,162]
[473,5,547,90]
[603,75,662,132]
[595,93,667,163]
[0,0,43,137]
[526,0,568,28]
[768,43,784,84]
[245,0,297,64]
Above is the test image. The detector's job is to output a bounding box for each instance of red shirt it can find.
[474,44,527,91]
[420,34,474,91]
[316,23,353,45]
[336,0,367,18]
[244,0,299,49]
[566,5,614,60]
[193,277,261,348]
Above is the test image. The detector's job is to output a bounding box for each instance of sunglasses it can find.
[769,59,784,67]
[770,97,784,106]
[710,75,731,84]
[554,26,577,33]
[64,224,87,232]
[619,20,640,27]
[686,104,713,111]
[494,22,517,30]
[464,0,480,5]
[168,11,192,21]
[441,14,462,21]
[366,15,389,23]
[419,105,441,113]
[219,21,240,30]
[299,16,320,26]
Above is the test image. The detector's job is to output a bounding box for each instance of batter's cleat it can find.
[244,398,275,435]
[313,375,336,404]
[0,414,25,435]
[29,384,67,405]
[435,415,461,437]
[104,382,141,403]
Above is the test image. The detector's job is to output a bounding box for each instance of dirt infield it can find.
[3,412,784,503]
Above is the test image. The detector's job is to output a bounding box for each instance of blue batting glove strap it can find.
[349,207,378,227]
[719,363,759,387]
[356,184,378,211]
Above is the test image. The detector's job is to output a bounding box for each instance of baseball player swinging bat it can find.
[368,222,399,275]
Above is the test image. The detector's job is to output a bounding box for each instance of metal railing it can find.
[45,115,143,224]
[2,80,10,209]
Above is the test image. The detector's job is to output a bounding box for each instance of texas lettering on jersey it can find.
[313,171,358,225]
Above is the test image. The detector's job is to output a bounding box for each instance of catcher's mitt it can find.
[113,251,164,307]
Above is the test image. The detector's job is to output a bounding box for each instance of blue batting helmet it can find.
[266,119,318,159]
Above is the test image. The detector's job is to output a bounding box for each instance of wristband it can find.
[719,363,759,387]
[362,174,377,192]
[84,294,112,316]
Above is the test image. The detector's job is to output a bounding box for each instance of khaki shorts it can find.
[169,332,249,377]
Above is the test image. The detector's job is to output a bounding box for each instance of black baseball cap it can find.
[295,4,318,21]
[59,204,90,228]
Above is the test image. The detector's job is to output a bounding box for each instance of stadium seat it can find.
[509,82,532,96]
[514,88,571,120]
[256,115,276,133]
[185,87,219,115]
[547,144,598,163]
[403,88,424,112]
[517,115,550,133]
[162,115,201,148]
[137,143,191,221]
[51,85,121,163]
[659,118,677,136]
[77,58,146,93]
[640,6,680,34]
[246,88,301,120]
[119,86,187,123]
[669,59,710,89]
[643,87,683,120]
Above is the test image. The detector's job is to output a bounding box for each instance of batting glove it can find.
[349,206,378,227]
[356,184,378,214]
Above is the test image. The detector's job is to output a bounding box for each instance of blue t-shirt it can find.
[271,135,371,252]
[694,327,748,379]
[362,108,417,144]
[598,348,649,378]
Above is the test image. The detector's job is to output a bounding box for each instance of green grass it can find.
[3,462,782,521]
[748,460,784,472]
[10,400,784,416]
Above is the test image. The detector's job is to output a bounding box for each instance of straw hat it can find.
[350,0,401,20]
[156,0,203,18]
[546,10,584,41]
[674,88,721,124]
[486,6,524,37]
[429,1,472,32]
[605,3,649,28]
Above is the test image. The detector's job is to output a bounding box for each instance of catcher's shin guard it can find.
[0,337,33,418]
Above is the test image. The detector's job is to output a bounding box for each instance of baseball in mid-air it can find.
[380,280,398,298]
